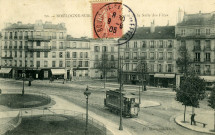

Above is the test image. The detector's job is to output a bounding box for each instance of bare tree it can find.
[137,58,147,91]
[96,52,116,88]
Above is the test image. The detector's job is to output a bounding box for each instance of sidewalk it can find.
[175,110,215,134]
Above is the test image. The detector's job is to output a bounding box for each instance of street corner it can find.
[174,112,215,134]
[140,100,161,108]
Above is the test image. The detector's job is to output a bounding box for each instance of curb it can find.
[174,115,215,135]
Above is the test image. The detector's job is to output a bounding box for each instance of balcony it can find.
[204,70,211,75]
[194,58,200,62]
[28,36,51,41]
[193,46,201,51]
[204,58,211,62]
[204,46,212,51]
[27,46,51,52]
[1,56,13,59]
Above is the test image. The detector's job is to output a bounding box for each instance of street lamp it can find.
[119,56,123,130]
[84,85,91,135]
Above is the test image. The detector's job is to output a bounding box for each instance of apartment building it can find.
[176,11,215,82]
[119,22,178,87]
[0,20,67,79]
[66,37,90,80]
[89,39,118,78]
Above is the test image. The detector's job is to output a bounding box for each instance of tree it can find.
[208,87,215,131]
[137,58,147,91]
[176,44,193,76]
[96,52,116,88]
[175,74,206,122]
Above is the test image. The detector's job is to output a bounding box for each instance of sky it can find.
[0,0,215,38]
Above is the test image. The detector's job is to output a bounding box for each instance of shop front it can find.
[0,68,12,78]
[154,73,176,88]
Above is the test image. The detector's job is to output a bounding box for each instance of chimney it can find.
[178,8,184,23]
[60,23,65,28]
[150,20,155,33]
[35,20,43,25]
[17,21,22,25]
[167,20,169,26]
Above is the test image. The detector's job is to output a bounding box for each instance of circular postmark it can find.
[93,2,137,46]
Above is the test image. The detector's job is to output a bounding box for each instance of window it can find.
[85,61,88,67]
[167,52,172,60]
[111,55,114,61]
[205,40,210,49]
[95,55,98,60]
[59,52,63,58]
[94,46,100,52]
[59,42,64,49]
[102,46,107,52]
[196,29,200,35]
[195,65,200,74]
[30,52,33,58]
[126,42,129,48]
[150,64,154,72]
[59,32,63,39]
[44,52,48,58]
[206,29,210,35]
[205,65,211,74]
[195,53,200,62]
[158,52,163,60]
[66,42,70,48]
[15,51,17,57]
[125,52,129,59]
[150,52,154,60]
[159,41,163,48]
[150,41,154,48]
[134,41,137,48]
[73,61,76,67]
[85,52,88,58]
[59,61,63,67]
[36,41,40,46]
[30,61,33,67]
[52,52,56,58]
[9,32,12,39]
[20,51,22,57]
[111,47,114,52]
[44,61,48,67]
[52,41,56,49]
[158,64,162,72]
[51,61,55,67]
[24,41,28,49]
[14,41,17,48]
[37,52,40,58]
[52,32,56,39]
[44,42,48,49]
[133,63,137,70]
[5,32,8,39]
[181,29,185,35]
[20,41,22,48]
[80,52,83,58]
[168,40,173,48]
[72,42,77,48]
[181,40,186,46]
[79,61,82,67]
[14,32,17,39]
[24,31,28,39]
[194,40,201,50]
[205,53,210,62]
[66,52,70,58]
[142,41,146,48]
[126,63,129,70]
[141,52,147,59]
[19,60,22,67]
[36,61,40,67]
[72,52,77,58]
[19,31,23,39]
[168,64,172,72]
[66,61,70,67]
[14,60,17,66]
[133,52,137,59]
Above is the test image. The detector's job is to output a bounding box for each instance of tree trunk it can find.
[184,105,186,122]
[192,107,195,114]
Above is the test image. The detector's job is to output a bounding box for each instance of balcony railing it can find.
[204,70,211,75]
[204,58,211,62]
[204,46,212,51]
[193,46,201,51]
[28,36,51,41]
[194,58,200,62]
[1,56,13,59]
[27,46,51,52]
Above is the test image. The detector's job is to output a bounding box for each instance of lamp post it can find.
[84,85,91,135]
[119,56,123,130]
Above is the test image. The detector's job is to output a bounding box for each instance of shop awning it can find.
[0,68,12,74]
[51,69,65,75]
[199,76,215,82]
[154,73,175,78]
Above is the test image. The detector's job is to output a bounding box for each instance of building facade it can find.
[119,23,179,87]
[176,11,215,83]
[1,20,67,79]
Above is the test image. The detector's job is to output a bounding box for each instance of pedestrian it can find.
[191,113,196,125]
[49,76,52,83]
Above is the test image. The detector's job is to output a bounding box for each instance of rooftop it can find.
[4,21,66,30]
[177,11,215,26]
[131,26,175,39]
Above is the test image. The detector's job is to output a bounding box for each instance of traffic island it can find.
[5,114,105,135]
[175,111,215,134]
[0,94,51,108]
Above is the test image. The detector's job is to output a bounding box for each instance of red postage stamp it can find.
[92,2,123,39]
